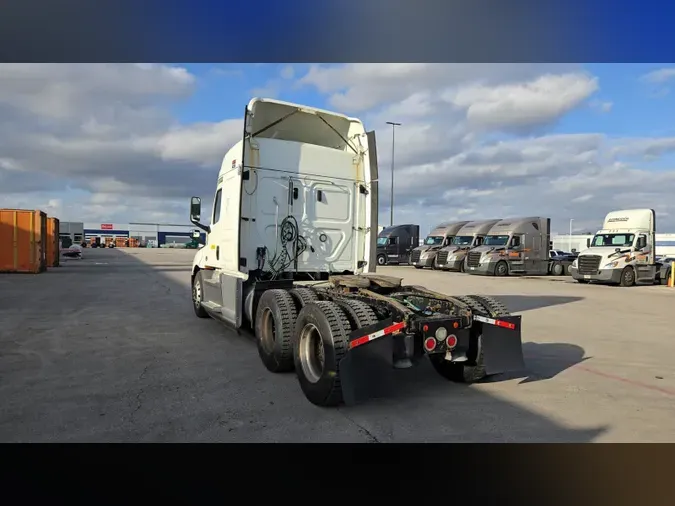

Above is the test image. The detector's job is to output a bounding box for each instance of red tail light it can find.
[446,334,458,349]
[424,337,436,352]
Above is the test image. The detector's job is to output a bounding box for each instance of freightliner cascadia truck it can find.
[410,221,469,269]
[569,208,661,286]
[436,219,501,272]
[376,224,420,266]
[465,217,573,276]
[188,98,525,407]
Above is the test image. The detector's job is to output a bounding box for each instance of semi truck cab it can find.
[376,224,420,266]
[570,208,657,286]
[410,221,469,269]
[436,219,501,272]
[465,217,551,276]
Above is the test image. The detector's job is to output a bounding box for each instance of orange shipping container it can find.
[46,217,60,268]
[0,209,48,273]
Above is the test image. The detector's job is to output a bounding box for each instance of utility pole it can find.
[569,218,574,252]
[386,121,401,227]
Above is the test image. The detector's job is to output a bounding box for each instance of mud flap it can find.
[480,315,525,375]
[338,319,397,406]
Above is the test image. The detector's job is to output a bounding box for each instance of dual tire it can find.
[254,287,377,407]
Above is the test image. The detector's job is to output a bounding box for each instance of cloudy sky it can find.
[2,63,675,234]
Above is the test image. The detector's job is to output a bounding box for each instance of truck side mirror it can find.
[190,197,202,222]
[586,239,591,248]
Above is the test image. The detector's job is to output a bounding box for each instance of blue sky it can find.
[2,63,675,233]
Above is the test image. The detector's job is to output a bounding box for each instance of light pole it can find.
[569,219,574,252]
[386,121,401,227]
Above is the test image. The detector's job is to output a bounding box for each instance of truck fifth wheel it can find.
[188,98,526,407]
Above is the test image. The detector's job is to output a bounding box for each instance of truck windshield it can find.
[377,237,388,246]
[591,233,635,247]
[451,236,474,246]
[424,236,444,246]
[483,235,509,246]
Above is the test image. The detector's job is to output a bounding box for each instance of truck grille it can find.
[467,252,481,268]
[411,250,421,263]
[437,251,449,265]
[577,255,601,275]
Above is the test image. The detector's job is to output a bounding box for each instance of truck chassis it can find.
[192,271,525,407]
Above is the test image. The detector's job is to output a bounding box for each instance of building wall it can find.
[80,221,199,246]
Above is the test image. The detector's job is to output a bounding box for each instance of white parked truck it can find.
[188,98,525,406]
[569,208,660,286]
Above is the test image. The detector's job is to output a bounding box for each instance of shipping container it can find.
[0,209,48,273]
[46,217,60,268]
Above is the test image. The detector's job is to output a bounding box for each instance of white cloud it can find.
[3,63,675,237]
[641,68,675,84]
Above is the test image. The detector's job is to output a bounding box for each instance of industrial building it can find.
[59,221,205,247]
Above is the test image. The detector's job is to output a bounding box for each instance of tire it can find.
[494,260,508,277]
[661,269,670,286]
[289,287,320,310]
[255,289,298,373]
[414,265,423,269]
[336,298,379,329]
[191,270,210,319]
[551,262,564,276]
[459,260,465,273]
[432,255,440,270]
[377,254,386,266]
[619,266,635,287]
[431,295,511,383]
[293,301,351,407]
[577,279,589,284]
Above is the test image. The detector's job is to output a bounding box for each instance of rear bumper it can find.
[569,266,623,284]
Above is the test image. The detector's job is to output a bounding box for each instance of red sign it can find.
[101,224,113,230]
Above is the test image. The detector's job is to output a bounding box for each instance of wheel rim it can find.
[260,308,276,354]
[497,263,507,275]
[378,256,385,265]
[298,323,325,384]
[193,280,202,308]
[624,269,634,285]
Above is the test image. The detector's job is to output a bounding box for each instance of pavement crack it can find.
[338,409,382,443]
[130,364,151,423]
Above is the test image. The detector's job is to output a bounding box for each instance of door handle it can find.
[216,245,220,260]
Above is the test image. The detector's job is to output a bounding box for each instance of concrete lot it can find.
[1,247,674,442]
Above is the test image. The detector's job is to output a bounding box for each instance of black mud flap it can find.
[338,319,397,406]
[481,315,525,375]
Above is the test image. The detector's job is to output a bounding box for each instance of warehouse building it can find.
[60,221,205,247]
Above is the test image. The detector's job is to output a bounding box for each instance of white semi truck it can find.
[188,98,525,407]
[569,208,661,286]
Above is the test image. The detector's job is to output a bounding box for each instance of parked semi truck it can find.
[188,98,525,407]
[376,224,420,266]
[410,221,470,270]
[436,219,501,272]
[570,208,660,286]
[465,217,573,276]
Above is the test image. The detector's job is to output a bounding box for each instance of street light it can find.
[386,121,401,227]
[569,219,574,252]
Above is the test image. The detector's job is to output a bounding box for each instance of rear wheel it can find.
[336,299,379,329]
[289,287,320,310]
[191,270,210,319]
[293,301,351,407]
[255,289,298,373]
[660,268,670,286]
